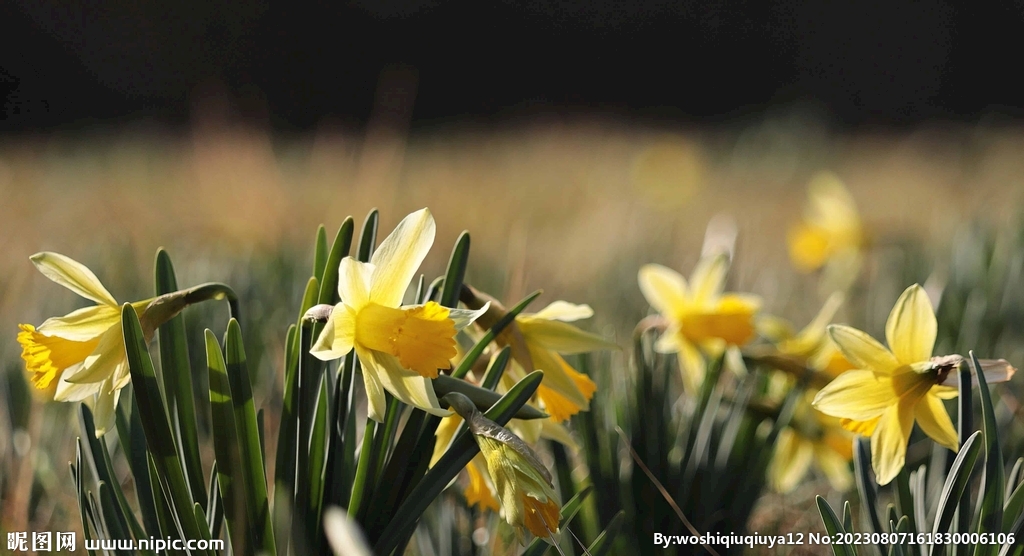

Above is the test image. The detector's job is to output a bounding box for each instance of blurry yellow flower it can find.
[638,253,761,391]
[311,208,486,421]
[767,292,854,378]
[813,284,981,484]
[788,172,865,274]
[769,395,853,493]
[17,252,155,436]
[444,393,561,544]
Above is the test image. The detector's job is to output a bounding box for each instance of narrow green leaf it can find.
[854,437,885,541]
[225,319,277,555]
[318,218,355,306]
[972,351,1004,556]
[122,304,208,552]
[1005,480,1024,533]
[207,463,223,539]
[587,510,625,556]
[78,404,144,541]
[194,503,215,548]
[272,324,299,556]
[98,482,134,556]
[956,360,974,539]
[896,466,918,540]
[306,374,331,552]
[148,455,177,545]
[434,374,546,420]
[116,392,161,537]
[358,209,379,262]
[480,346,512,391]
[439,231,470,307]
[930,431,984,556]
[206,329,249,554]
[155,249,206,510]
[817,496,857,556]
[74,445,99,556]
[373,371,545,555]
[1006,459,1024,503]
[314,225,328,281]
[843,500,855,535]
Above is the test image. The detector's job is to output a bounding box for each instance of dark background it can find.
[2,0,1023,133]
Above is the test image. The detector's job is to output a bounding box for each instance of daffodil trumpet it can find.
[443,393,562,545]
[18,251,239,437]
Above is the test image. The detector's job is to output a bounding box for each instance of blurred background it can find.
[3,1,1024,552]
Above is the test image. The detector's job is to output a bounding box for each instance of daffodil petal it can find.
[677,338,705,392]
[54,365,103,401]
[311,304,356,361]
[915,394,958,451]
[92,378,120,437]
[36,304,122,341]
[448,302,489,331]
[886,284,936,365]
[770,429,814,493]
[528,346,588,409]
[31,252,118,307]
[369,208,435,307]
[360,347,450,419]
[337,258,373,309]
[65,325,125,384]
[930,384,958,399]
[788,224,831,272]
[638,264,689,316]
[356,347,390,422]
[539,420,578,450]
[812,370,894,421]
[813,443,854,492]
[827,324,900,374]
[870,400,915,485]
[516,317,617,354]
[689,253,729,303]
[529,301,594,322]
[431,415,463,467]
[653,326,683,354]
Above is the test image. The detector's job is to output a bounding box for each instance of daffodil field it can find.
[2,126,1024,555]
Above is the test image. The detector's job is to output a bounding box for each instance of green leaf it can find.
[854,437,885,542]
[521,486,593,556]
[206,328,248,554]
[843,500,855,534]
[373,371,545,555]
[79,404,144,541]
[117,393,163,537]
[122,303,208,554]
[358,209,379,262]
[317,218,355,306]
[155,249,206,510]
[306,373,331,551]
[587,510,625,556]
[98,481,134,556]
[73,446,99,556]
[314,225,328,281]
[972,351,1004,556]
[272,324,299,556]
[434,374,546,420]
[956,360,974,539]
[896,467,918,539]
[206,463,223,539]
[817,496,857,556]
[225,319,277,554]
[480,346,512,391]
[439,231,469,308]
[930,431,984,556]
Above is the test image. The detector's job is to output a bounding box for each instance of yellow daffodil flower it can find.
[17,253,156,436]
[763,292,854,378]
[310,208,487,421]
[638,253,761,391]
[769,394,853,493]
[444,393,561,545]
[812,284,1016,484]
[787,172,865,274]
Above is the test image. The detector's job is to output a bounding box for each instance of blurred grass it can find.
[2,116,1024,548]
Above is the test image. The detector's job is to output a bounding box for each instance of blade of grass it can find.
[972,351,1004,556]
[817,496,857,556]
[930,431,984,556]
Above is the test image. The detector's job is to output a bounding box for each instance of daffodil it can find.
[310,208,487,421]
[18,253,154,436]
[638,253,761,391]
[432,415,501,512]
[444,393,561,544]
[769,394,853,493]
[761,292,854,379]
[812,284,1017,484]
[787,172,865,274]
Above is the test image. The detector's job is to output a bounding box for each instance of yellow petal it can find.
[915,393,958,451]
[337,257,373,309]
[18,324,100,390]
[357,347,390,422]
[930,384,958,399]
[516,317,617,354]
[36,305,122,341]
[529,301,594,322]
[688,253,729,304]
[539,420,578,450]
[30,252,118,307]
[653,325,684,354]
[431,415,462,467]
[311,304,356,361]
[807,172,860,232]
[355,301,456,378]
[840,417,879,436]
[369,208,435,307]
[638,264,689,317]
[64,325,125,384]
[812,370,895,421]
[55,369,104,401]
[870,400,916,485]
[827,325,900,374]
[448,303,489,331]
[528,346,589,410]
[464,456,500,512]
[359,347,450,420]
[92,377,121,437]
[677,338,706,392]
[770,429,814,493]
[788,224,831,272]
[813,443,854,492]
[885,284,936,365]
[523,493,561,539]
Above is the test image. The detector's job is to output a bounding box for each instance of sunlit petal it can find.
[91,378,120,437]
[364,348,450,418]
[885,284,937,365]
[638,264,689,316]
[827,325,900,374]
[677,338,706,392]
[529,301,594,322]
[64,325,125,384]
[337,258,373,310]
[516,317,618,354]
[688,253,729,303]
[528,346,588,410]
[812,370,894,421]
[54,366,103,401]
[814,443,854,492]
[30,252,118,307]
[36,305,122,341]
[310,305,356,361]
[356,347,390,422]
[870,400,915,485]
[369,208,435,307]
[770,429,814,493]
[448,302,489,331]
[915,394,958,451]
